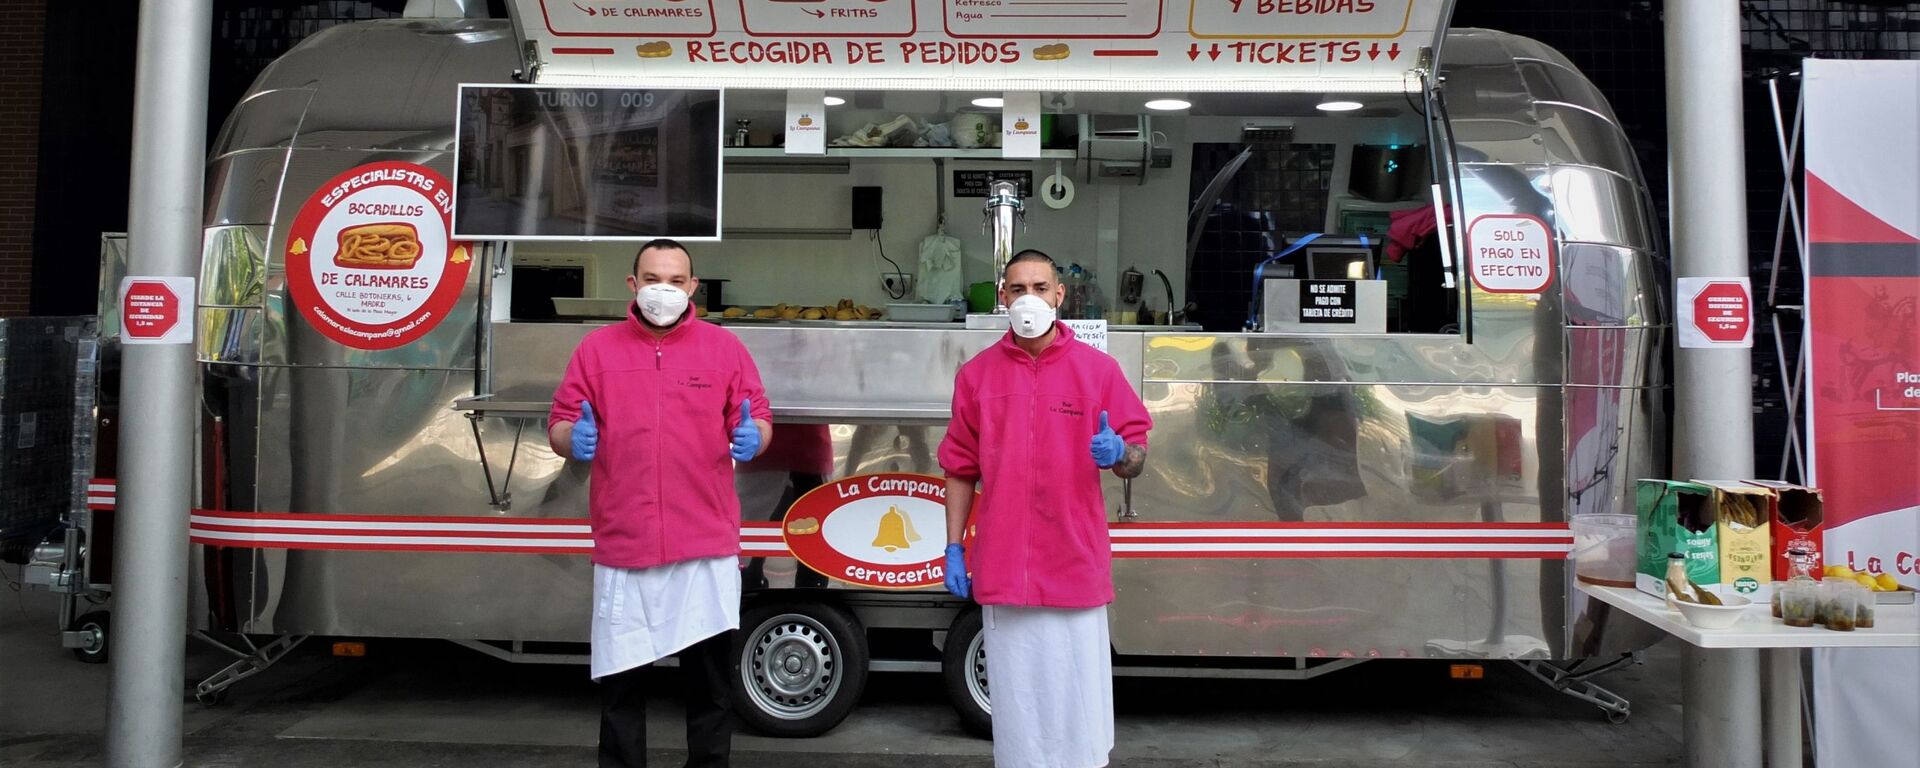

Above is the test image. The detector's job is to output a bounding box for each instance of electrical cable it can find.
[874,230,908,300]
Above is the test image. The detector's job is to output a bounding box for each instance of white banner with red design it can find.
[1803,58,1920,768]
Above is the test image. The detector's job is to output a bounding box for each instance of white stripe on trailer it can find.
[1106,527,1569,539]
[189,529,593,548]
[1112,542,1571,554]
[188,514,592,535]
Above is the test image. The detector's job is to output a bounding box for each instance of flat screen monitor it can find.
[453,85,722,241]
[1302,237,1380,281]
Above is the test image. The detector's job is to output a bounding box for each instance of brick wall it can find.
[0,1,46,317]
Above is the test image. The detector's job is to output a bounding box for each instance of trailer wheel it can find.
[71,611,110,664]
[732,601,868,737]
[941,608,992,738]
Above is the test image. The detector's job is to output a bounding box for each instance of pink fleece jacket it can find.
[550,312,772,569]
[938,323,1152,608]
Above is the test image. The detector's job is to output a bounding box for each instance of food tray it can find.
[886,303,960,322]
[551,298,630,318]
[1875,587,1916,605]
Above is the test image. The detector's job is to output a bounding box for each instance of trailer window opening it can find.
[486,87,1460,336]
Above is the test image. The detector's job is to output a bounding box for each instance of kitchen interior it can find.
[492,88,1456,337]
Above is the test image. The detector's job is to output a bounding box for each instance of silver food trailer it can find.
[61,0,1669,733]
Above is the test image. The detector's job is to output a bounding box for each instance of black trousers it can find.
[599,630,735,768]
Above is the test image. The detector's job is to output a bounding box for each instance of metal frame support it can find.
[108,1,212,765]
[1664,2,1760,766]
[1765,74,1809,483]
[1515,655,1636,724]
[191,633,310,705]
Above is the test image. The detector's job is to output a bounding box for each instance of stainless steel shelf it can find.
[725,148,1076,160]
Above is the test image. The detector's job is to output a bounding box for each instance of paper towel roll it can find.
[1040,172,1075,209]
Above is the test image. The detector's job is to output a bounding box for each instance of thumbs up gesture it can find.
[730,398,762,461]
[572,401,599,462]
[1090,410,1124,468]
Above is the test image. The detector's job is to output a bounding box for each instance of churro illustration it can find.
[334,223,422,269]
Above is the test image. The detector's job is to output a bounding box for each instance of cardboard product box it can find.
[1636,480,1719,597]
[1695,481,1774,599]
[1743,480,1826,580]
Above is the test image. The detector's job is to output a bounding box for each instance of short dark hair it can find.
[1007,249,1056,270]
[632,238,691,276]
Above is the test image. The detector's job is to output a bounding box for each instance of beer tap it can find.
[983,180,1024,313]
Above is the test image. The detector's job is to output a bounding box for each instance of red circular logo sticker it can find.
[285,161,471,350]
[783,473,971,590]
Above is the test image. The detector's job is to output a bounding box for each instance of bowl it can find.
[1570,514,1637,588]
[1673,594,1753,630]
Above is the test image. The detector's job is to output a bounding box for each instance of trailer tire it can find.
[71,611,110,664]
[941,608,992,738]
[732,601,868,737]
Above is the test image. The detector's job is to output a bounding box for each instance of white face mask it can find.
[1008,294,1056,339]
[636,283,690,326]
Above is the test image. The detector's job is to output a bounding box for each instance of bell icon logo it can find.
[871,505,923,552]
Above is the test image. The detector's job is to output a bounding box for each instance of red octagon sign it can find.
[1691,281,1751,344]
[122,280,181,340]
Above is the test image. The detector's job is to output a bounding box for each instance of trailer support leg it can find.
[191,633,309,706]
[1516,656,1635,723]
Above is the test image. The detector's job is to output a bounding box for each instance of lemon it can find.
[1875,573,1900,592]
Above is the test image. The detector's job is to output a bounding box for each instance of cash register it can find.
[1256,235,1387,333]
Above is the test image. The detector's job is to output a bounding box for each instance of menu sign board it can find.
[507,0,1448,89]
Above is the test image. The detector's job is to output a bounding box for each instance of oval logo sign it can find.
[285,161,472,351]
[784,473,966,590]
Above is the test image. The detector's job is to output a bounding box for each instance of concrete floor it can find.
[1,581,1685,767]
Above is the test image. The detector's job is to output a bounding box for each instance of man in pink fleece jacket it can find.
[549,239,771,768]
[938,250,1152,768]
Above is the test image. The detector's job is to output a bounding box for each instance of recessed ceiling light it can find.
[971,97,1005,108]
[1317,100,1365,112]
[823,96,846,106]
[1144,99,1191,111]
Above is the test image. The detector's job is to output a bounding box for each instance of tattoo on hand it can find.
[1113,444,1148,478]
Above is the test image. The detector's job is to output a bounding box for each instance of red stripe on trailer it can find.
[1114,521,1570,531]
[188,522,588,540]
[551,47,615,55]
[190,535,595,555]
[1115,550,1570,560]
[1092,49,1158,57]
[1114,535,1572,546]
[191,509,592,527]
[173,510,1570,559]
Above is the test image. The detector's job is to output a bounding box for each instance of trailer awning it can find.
[503,0,1451,93]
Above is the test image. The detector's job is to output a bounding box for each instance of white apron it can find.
[590,556,741,680]
[983,604,1114,768]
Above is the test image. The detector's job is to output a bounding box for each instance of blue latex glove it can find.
[571,401,599,462]
[944,543,971,599]
[730,398,762,461]
[1090,410,1124,468]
